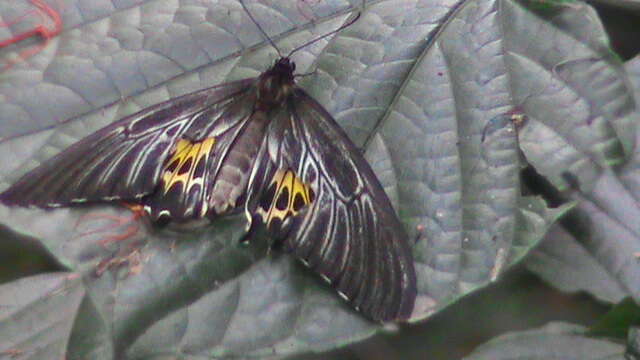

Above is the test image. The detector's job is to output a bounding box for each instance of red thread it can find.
[73,203,146,247]
[0,0,63,69]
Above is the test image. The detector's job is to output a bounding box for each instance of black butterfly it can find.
[0,7,416,322]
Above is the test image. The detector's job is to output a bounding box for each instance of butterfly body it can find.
[1,56,417,322]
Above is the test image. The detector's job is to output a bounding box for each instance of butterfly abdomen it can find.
[208,111,270,216]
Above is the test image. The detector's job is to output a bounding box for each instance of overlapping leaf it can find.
[525,54,640,306]
[463,322,626,360]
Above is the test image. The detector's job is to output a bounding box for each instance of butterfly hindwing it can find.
[143,137,216,221]
[255,168,315,236]
[144,97,270,222]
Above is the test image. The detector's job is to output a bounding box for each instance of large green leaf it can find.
[0,0,633,358]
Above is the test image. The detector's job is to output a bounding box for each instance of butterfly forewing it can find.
[0,79,254,209]
[245,88,416,322]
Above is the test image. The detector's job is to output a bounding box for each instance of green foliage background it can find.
[1,0,640,359]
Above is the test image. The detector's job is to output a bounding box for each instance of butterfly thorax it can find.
[255,57,296,111]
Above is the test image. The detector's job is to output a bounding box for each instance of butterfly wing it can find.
[0,79,255,209]
[143,101,271,222]
[249,88,417,322]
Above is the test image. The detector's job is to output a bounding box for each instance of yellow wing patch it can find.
[161,138,215,195]
[258,169,315,230]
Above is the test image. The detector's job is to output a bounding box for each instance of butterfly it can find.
[0,5,416,323]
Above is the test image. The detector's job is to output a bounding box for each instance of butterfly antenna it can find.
[240,0,284,58]
[288,11,360,57]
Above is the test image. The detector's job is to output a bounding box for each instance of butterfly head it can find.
[273,57,296,74]
[256,57,297,109]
